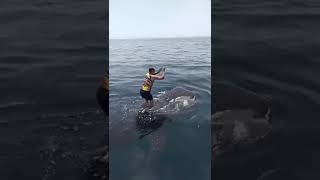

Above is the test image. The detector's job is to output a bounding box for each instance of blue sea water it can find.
[109,37,211,180]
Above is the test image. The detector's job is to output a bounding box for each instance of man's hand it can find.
[150,68,165,80]
[155,67,162,74]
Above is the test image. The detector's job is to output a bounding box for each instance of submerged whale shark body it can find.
[212,82,279,179]
[136,87,196,138]
[145,87,196,114]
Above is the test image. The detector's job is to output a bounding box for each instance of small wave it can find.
[0,101,30,109]
[157,90,167,96]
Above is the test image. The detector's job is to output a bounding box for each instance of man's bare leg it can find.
[148,100,154,109]
[142,100,148,109]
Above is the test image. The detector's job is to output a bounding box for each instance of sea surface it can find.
[109,37,211,180]
[0,0,107,179]
[213,0,320,179]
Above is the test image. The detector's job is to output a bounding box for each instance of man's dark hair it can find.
[149,68,155,73]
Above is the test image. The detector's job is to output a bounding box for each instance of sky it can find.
[110,0,211,39]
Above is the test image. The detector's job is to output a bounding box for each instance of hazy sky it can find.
[110,0,211,39]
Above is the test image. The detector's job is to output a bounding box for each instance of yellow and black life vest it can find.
[141,73,154,91]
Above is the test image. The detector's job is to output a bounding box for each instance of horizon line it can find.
[109,35,211,40]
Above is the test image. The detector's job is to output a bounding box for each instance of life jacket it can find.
[141,73,154,91]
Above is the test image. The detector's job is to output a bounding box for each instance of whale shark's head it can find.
[152,87,197,114]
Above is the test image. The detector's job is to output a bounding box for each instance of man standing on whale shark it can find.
[140,66,166,109]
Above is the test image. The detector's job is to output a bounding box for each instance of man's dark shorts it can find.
[140,89,153,101]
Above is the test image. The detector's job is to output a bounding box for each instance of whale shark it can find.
[212,82,273,155]
[212,82,280,180]
[136,87,196,138]
[144,87,196,114]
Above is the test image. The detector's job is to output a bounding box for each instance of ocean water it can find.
[213,0,320,179]
[0,0,107,179]
[109,37,211,180]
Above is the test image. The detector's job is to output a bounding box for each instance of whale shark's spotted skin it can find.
[136,87,196,139]
[212,109,272,157]
[211,82,277,180]
[142,87,196,115]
